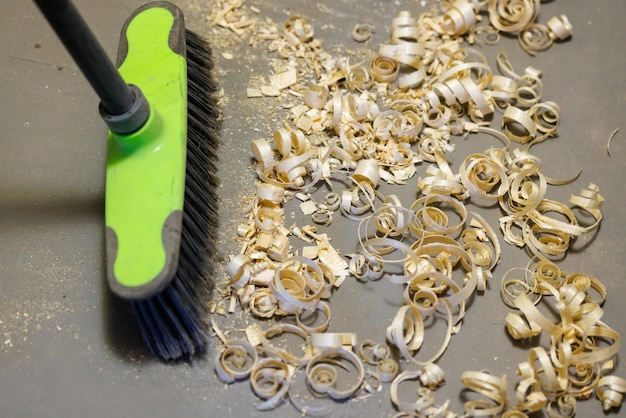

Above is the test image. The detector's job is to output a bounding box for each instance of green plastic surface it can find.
[105,6,187,295]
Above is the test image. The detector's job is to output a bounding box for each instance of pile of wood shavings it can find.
[209,1,625,416]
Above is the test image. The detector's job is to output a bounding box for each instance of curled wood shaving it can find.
[460,370,508,416]
[371,56,400,83]
[352,24,375,43]
[597,375,626,411]
[283,16,314,44]
[250,358,291,410]
[519,15,573,56]
[306,348,365,400]
[296,301,331,334]
[546,394,576,418]
[607,128,619,157]
[304,85,328,109]
[547,15,573,41]
[390,370,433,413]
[377,358,399,383]
[287,365,335,416]
[358,340,391,365]
[387,300,455,366]
[420,363,446,389]
[270,257,325,313]
[215,339,258,383]
[441,0,478,37]
[519,23,553,56]
[488,0,539,34]
[390,368,454,416]
[310,332,357,351]
[460,153,509,202]
[261,324,312,366]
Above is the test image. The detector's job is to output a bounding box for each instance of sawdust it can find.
[1,263,77,355]
[1,300,66,353]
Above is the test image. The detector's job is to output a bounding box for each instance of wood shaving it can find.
[212,1,623,416]
[607,128,619,157]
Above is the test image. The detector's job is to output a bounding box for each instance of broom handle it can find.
[33,0,134,116]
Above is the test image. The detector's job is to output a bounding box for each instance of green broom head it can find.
[105,2,219,360]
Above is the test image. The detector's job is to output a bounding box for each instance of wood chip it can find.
[299,200,317,215]
[247,87,263,97]
[261,85,281,96]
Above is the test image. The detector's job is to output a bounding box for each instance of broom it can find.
[33,0,220,361]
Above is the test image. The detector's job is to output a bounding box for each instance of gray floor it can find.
[1,0,625,417]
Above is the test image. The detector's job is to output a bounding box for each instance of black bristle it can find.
[130,29,220,361]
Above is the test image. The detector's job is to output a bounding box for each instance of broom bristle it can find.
[130,30,220,361]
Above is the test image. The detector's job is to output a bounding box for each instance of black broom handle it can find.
[33,0,134,116]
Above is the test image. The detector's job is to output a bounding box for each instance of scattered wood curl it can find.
[420,363,446,390]
[250,358,291,410]
[261,324,312,366]
[488,0,539,34]
[596,375,626,411]
[519,23,553,56]
[283,16,314,43]
[359,340,391,365]
[306,348,365,400]
[352,23,374,42]
[441,0,478,36]
[390,370,439,414]
[371,55,400,83]
[460,370,508,416]
[378,358,399,383]
[304,85,329,109]
[346,63,374,91]
[215,339,258,383]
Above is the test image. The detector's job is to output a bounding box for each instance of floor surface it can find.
[1,1,625,417]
